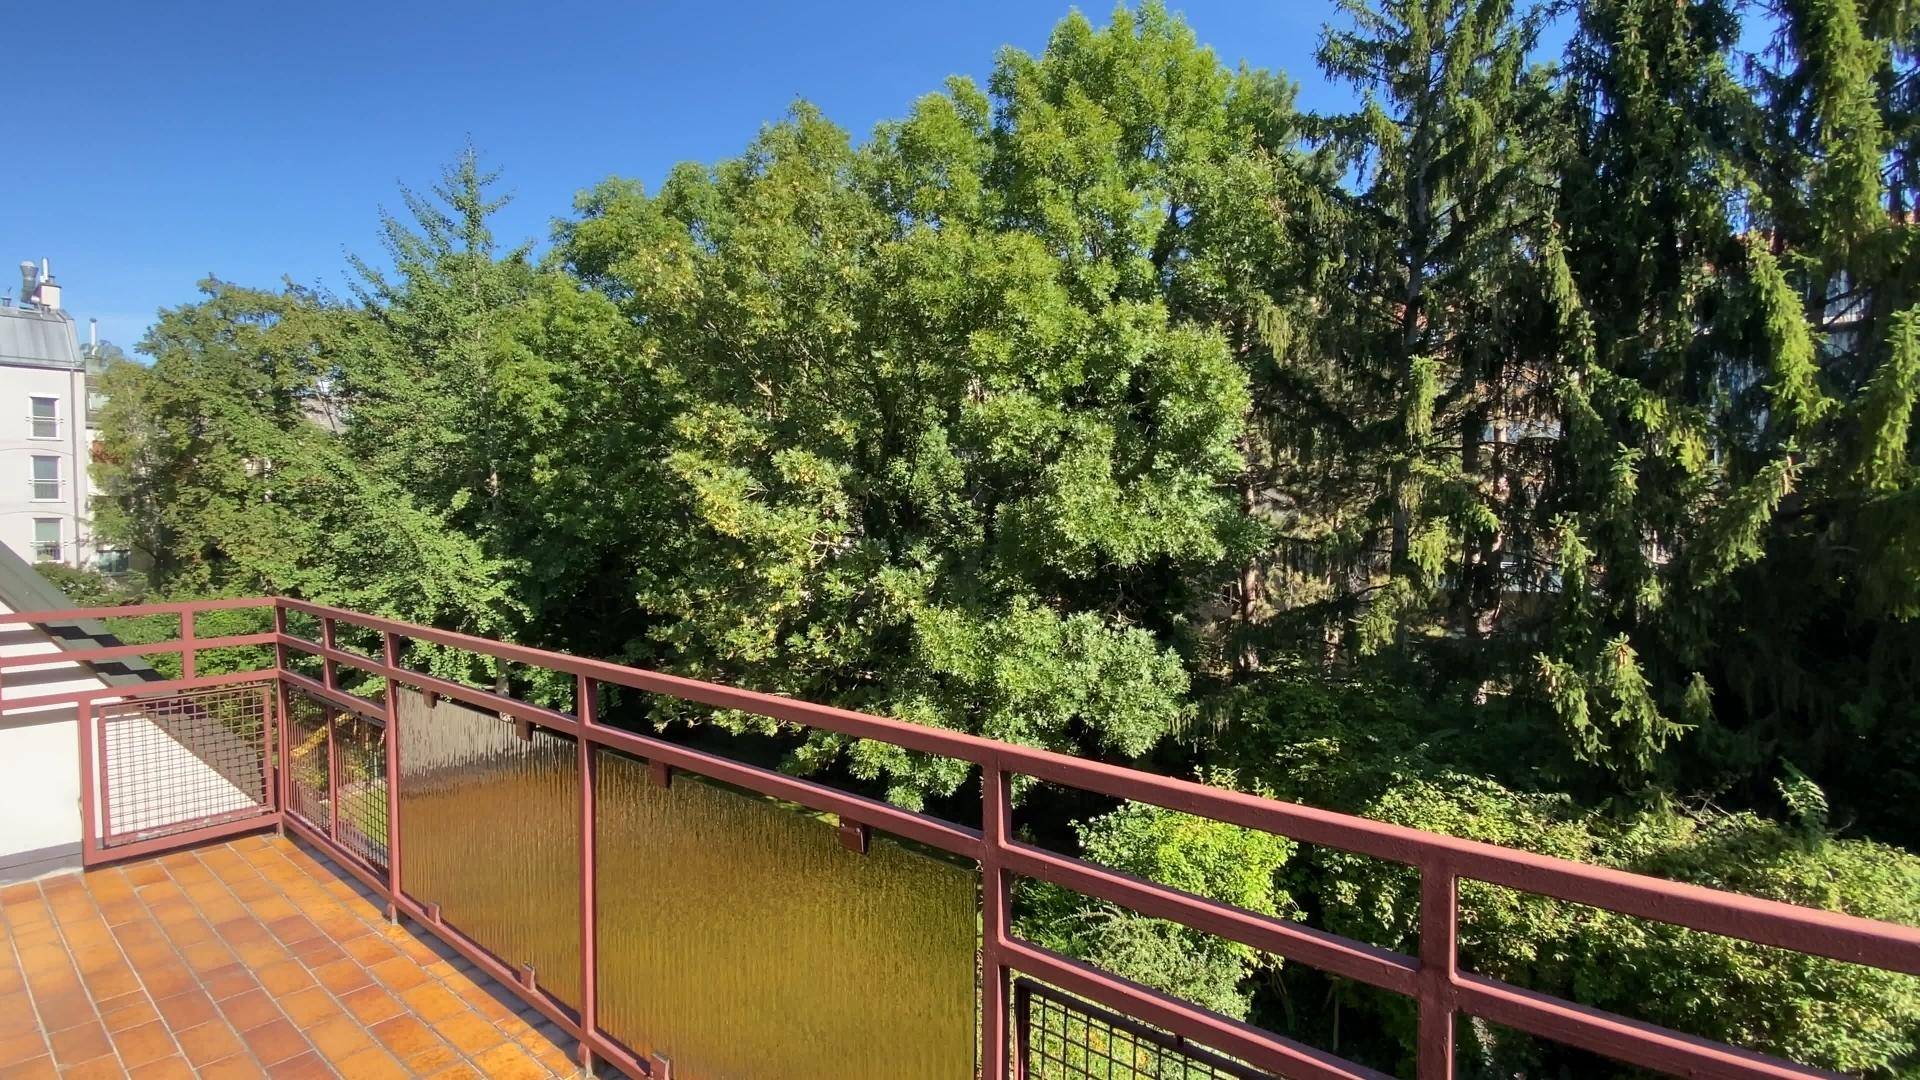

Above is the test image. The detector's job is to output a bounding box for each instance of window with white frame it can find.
[31,518,60,561]
[28,396,58,439]
[30,455,59,500]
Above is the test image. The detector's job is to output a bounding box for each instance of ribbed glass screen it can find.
[595,751,977,1078]
[396,687,581,1008]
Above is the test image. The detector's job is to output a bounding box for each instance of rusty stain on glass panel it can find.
[395,687,580,1008]
[595,751,977,1078]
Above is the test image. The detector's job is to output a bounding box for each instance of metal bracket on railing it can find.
[423,688,439,709]
[425,901,443,926]
[837,817,870,855]
[518,962,537,991]
[648,760,672,788]
[509,714,533,742]
[649,1052,673,1080]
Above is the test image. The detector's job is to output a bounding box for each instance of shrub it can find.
[1015,783,1296,1020]
[1313,779,1920,1076]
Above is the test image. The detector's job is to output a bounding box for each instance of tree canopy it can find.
[94,3,1920,1073]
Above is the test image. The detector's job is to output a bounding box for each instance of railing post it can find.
[320,617,337,691]
[259,684,274,819]
[981,757,1010,1080]
[1417,860,1458,1080]
[179,605,196,680]
[95,700,113,845]
[76,698,98,865]
[382,630,404,922]
[273,604,291,834]
[576,673,599,1074]
[1011,977,1031,1079]
[325,707,339,842]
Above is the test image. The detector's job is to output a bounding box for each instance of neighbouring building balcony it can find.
[0,596,1915,1079]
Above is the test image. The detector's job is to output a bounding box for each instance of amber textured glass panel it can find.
[396,687,580,1008]
[596,752,977,1079]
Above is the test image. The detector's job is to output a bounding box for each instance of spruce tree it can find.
[1310,0,1560,666]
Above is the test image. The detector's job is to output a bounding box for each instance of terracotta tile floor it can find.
[0,834,580,1078]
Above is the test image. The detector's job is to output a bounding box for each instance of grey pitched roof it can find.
[0,305,83,371]
[0,542,160,687]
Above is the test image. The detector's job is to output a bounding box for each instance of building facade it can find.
[0,260,116,571]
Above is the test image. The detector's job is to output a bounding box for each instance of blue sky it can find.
[4,2,1434,350]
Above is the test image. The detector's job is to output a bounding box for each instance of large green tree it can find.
[93,279,512,627]
[333,149,674,656]
[562,8,1267,803]
[1536,0,1920,830]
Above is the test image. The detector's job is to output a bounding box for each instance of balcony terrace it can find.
[0,596,1915,1080]
[0,835,576,1078]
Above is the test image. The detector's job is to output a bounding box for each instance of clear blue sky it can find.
[2,2,1414,351]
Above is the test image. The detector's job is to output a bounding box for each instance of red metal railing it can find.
[3,595,1918,1079]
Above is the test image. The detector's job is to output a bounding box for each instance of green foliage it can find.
[1017,789,1296,1020]
[1311,771,1920,1075]
[33,565,141,608]
[561,8,1262,802]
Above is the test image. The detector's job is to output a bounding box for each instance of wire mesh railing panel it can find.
[285,689,331,830]
[331,712,389,871]
[1016,979,1270,1080]
[98,684,272,846]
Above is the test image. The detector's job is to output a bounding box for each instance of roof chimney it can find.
[19,262,35,305]
[32,259,59,311]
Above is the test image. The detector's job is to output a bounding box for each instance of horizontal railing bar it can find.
[587,723,985,862]
[1451,849,1920,977]
[105,804,275,846]
[279,597,1920,977]
[1000,840,1420,996]
[1000,935,1392,1080]
[283,643,982,860]
[0,596,273,623]
[284,628,984,860]
[281,635,582,735]
[304,635,382,667]
[379,665,580,735]
[1002,751,1920,977]
[279,598,1003,762]
[1,668,277,716]
[0,632,275,670]
[1453,972,1843,1080]
[86,813,277,867]
[279,670,388,723]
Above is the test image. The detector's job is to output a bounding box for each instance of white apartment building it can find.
[0,260,118,571]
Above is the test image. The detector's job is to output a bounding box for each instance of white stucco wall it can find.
[0,598,108,881]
